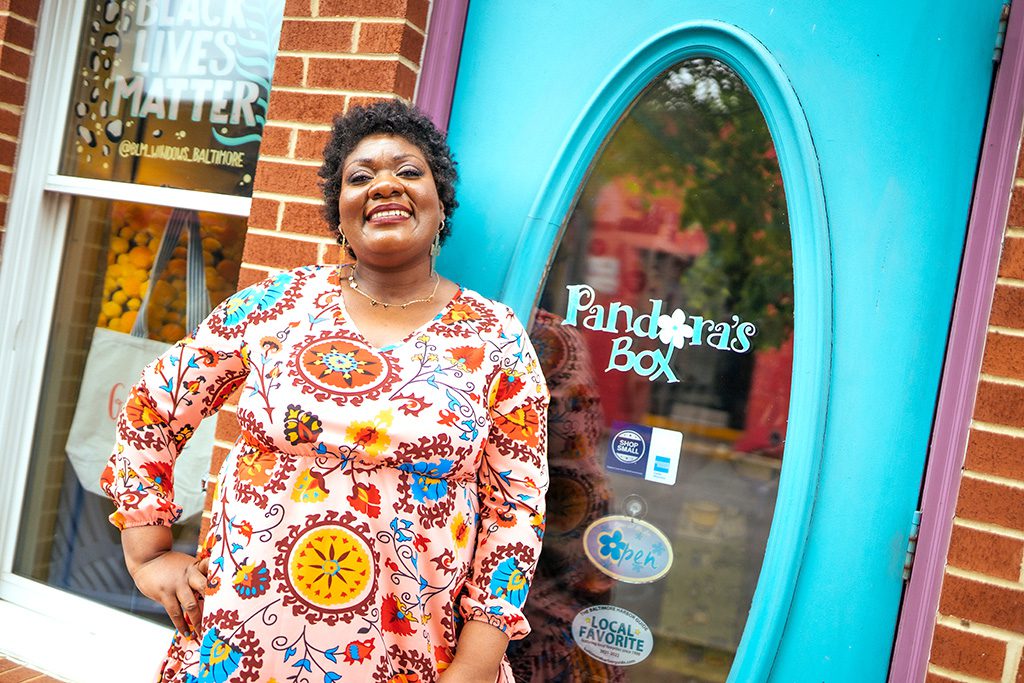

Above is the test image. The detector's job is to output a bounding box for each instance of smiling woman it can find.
[99,100,551,683]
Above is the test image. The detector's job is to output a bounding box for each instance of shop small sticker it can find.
[583,515,674,584]
[572,605,653,666]
[561,283,757,383]
[605,421,681,485]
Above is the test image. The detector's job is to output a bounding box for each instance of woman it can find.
[102,100,549,683]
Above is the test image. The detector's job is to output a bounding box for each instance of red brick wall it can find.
[203,0,433,532]
[927,151,1024,682]
[0,0,41,259]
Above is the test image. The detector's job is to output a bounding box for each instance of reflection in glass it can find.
[59,1,285,196]
[14,198,247,625]
[509,58,793,682]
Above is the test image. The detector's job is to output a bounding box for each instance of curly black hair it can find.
[318,100,459,251]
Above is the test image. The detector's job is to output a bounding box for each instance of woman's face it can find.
[337,134,443,268]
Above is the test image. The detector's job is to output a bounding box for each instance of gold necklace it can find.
[347,266,440,309]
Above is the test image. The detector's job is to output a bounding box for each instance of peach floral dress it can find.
[102,264,549,683]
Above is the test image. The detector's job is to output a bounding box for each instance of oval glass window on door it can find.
[508,58,793,682]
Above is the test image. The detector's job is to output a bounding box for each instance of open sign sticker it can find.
[583,515,674,584]
[572,604,653,666]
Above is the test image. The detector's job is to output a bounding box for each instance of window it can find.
[1,0,285,654]
[511,58,794,682]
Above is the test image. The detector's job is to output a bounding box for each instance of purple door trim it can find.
[414,0,470,131]
[888,5,1024,682]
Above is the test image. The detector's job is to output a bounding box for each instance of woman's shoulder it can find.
[211,265,335,332]
[452,286,521,324]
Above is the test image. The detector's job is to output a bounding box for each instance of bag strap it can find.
[130,208,211,339]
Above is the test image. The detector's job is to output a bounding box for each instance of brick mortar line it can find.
[953,518,1024,541]
[296,16,426,33]
[0,131,19,143]
[961,468,1024,490]
[281,50,423,72]
[979,373,1024,388]
[246,226,335,244]
[0,164,12,173]
[250,192,322,204]
[926,663,1003,683]
[0,102,23,114]
[0,41,33,57]
[0,10,39,26]
[272,85,402,97]
[996,276,1024,288]
[264,122,332,132]
[935,614,1024,646]
[239,261,284,274]
[0,69,27,84]
[971,419,1024,440]
[278,51,421,72]
[1007,641,1024,682]
[989,325,1024,337]
[955,518,1024,544]
[945,565,1024,592]
[258,155,321,168]
[350,21,361,52]
[1006,227,1024,237]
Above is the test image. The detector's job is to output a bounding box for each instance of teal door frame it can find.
[498,23,831,681]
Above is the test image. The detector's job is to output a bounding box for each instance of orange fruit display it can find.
[97,202,246,343]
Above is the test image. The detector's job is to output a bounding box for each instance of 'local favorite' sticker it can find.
[583,515,673,584]
[572,605,653,666]
[605,421,682,485]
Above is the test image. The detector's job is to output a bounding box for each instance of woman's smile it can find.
[365,202,413,225]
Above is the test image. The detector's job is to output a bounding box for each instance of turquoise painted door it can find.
[440,2,1003,682]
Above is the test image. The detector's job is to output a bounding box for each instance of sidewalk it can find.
[0,657,65,682]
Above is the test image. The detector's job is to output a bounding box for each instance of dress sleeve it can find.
[100,296,249,530]
[460,305,550,640]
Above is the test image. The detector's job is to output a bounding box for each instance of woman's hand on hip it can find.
[121,525,209,638]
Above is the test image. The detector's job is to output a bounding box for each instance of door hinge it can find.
[902,510,923,581]
[995,3,1011,63]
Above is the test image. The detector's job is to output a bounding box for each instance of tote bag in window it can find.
[66,208,215,520]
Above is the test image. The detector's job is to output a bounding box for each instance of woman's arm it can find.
[102,294,252,631]
[454,304,550,675]
[439,621,510,682]
[121,525,208,638]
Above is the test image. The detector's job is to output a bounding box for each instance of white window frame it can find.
[0,0,257,678]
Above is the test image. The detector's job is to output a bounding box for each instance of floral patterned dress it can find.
[101,264,549,683]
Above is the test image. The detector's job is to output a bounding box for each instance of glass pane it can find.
[13,197,247,625]
[508,58,793,682]
[59,1,285,196]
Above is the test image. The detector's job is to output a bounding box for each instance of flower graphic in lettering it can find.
[657,309,694,349]
[598,529,626,561]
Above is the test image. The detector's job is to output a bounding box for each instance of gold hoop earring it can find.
[340,232,349,258]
